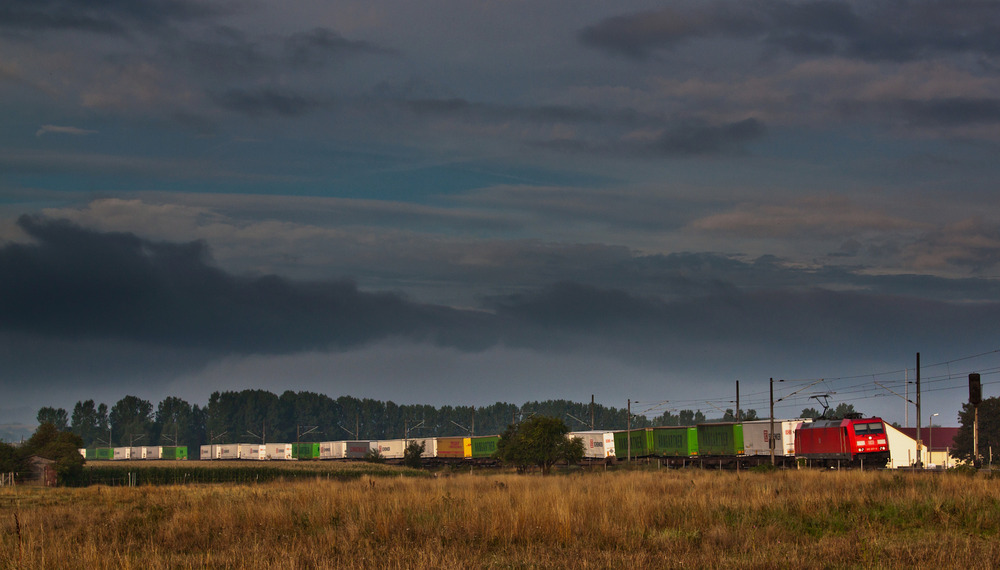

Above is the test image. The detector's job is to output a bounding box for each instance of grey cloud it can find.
[284,28,395,67]
[0,0,222,36]
[401,97,764,156]
[0,215,496,353]
[174,26,393,78]
[651,117,765,155]
[897,98,1000,127]
[5,216,1000,395]
[492,280,1000,358]
[580,1,1000,63]
[209,88,329,117]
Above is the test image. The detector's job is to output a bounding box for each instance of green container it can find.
[696,423,744,456]
[470,436,499,458]
[161,446,188,460]
[292,442,320,460]
[651,427,698,457]
[94,447,114,461]
[613,429,652,458]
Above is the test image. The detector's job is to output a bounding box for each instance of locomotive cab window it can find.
[854,423,884,435]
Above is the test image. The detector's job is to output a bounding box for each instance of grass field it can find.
[3,466,1000,569]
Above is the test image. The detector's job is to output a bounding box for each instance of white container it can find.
[113,447,131,461]
[345,441,375,459]
[569,431,616,458]
[129,447,146,460]
[200,445,218,460]
[376,439,405,459]
[142,446,163,460]
[408,438,437,458]
[238,444,265,460]
[78,448,86,459]
[217,443,240,460]
[742,419,810,456]
[319,441,346,459]
[265,443,293,460]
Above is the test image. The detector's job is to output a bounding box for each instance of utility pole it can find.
[916,352,922,468]
[590,395,595,430]
[971,373,982,467]
[627,398,632,463]
[769,378,775,466]
[736,381,741,422]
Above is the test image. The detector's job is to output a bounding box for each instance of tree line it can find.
[37,390,764,449]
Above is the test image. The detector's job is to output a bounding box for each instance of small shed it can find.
[25,456,57,487]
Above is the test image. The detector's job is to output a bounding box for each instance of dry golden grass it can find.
[3,468,1000,569]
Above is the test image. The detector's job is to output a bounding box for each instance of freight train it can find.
[612,417,890,468]
[78,417,890,468]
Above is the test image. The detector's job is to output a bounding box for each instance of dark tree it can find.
[21,423,85,485]
[109,395,154,447]
[154,397,198,447]
[37,407,69,431]
[954,397,1000,464]
[800,408,821,419]
[496,416,584,475]
[71,400,110,446]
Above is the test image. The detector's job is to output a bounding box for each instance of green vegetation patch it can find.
[81,464,429,486]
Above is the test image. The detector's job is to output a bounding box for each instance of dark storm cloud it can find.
[404,98,642,126]
[0,216,495,353]
[209,88,329,117]
[896,98,1000,127]
[283,28,395,66]
[650,117,765,155]
[834,97,1000,130]
[5,217,1000,370]
[580,0,1000,62]
[0,0,222,36]
[405,98,764,156]
[492,281,1000,355]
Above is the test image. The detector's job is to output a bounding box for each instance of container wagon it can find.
[614,429,652,460]
[408,438,438,458]
[375,439,406,460]
[651,426,698,465]
[345,441,376,459]
[471,436,500,461]
[239,444,265,460]
[569,431,616,459]
[265,443,294,460]
[436,437,471,459]
[319,441,346,459]
[695,423,744,467]
[742,419,810,458]
[292,442,320,460]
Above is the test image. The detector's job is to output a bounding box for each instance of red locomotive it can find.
[794,417,889,468]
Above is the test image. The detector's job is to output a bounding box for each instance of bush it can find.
[403,440,425,469]
[495,416,584,475]
[363,448,385,464]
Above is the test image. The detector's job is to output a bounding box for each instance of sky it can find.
[3,0,1000,430]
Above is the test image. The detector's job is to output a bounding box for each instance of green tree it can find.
[37,407,69,430]
[153,397,196,446]
[800,408,821,419]
[954,397,1000,464]
[495,416,584,475]
[0,442,22,475]
[21,423,85,485]
[110,395,154,447]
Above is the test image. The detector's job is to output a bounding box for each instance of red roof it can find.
[897,427,961,451]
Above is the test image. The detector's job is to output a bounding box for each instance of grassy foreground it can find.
[2,468,1000,569]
